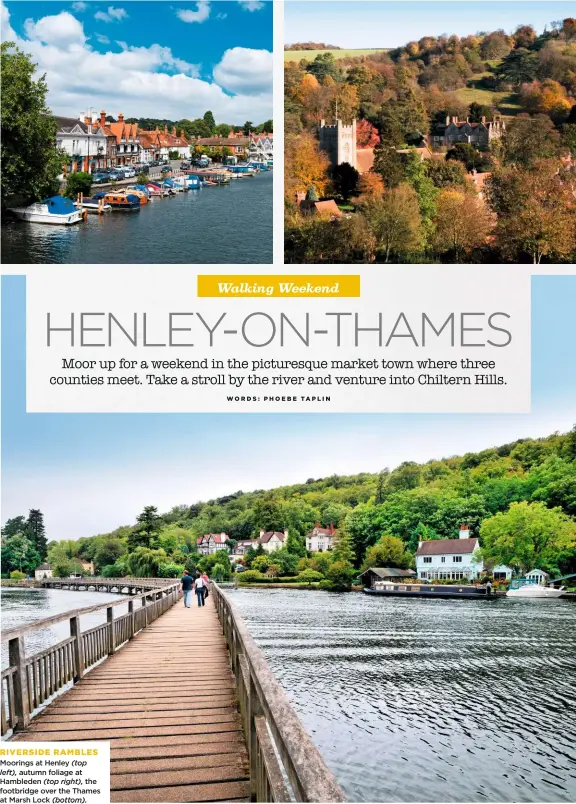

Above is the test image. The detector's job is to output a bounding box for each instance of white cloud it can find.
[176,2,211,24]
[24,11,86,46]
[213,47,272,95]
[72,2,87,11]
[216,13,228,20]
[0,3,271,124]
[95,33,110,44]
[94,6,128,23]
[238,1,265,11]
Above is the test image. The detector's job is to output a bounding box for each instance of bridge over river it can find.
[1,580,344,803]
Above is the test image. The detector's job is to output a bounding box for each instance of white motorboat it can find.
[506,578,565,598]
[9,195,84,225]
[78,197,112,213]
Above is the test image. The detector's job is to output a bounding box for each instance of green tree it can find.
[126,547,168,577]
[479,501,576,575]
[252,555,270,572]
[499,115,561,168]
[214,123,232,137]
[362,185,423,262]
[27,509,47,560]
[130,505,162,550]
[372,145,406,188]
[307,52,337,81]
[203,110,216,134]
[1,42,66,207]
[243,121,254,135]
[65,172,92,199]
[361,534,411,572]
[93,538,125,572]
[332,162,359,201]
[297,569,324,585]
[326,560,356,591]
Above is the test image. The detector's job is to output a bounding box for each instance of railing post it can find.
[128,600,135,639]
[69,616,85,683]
[106,606,115,655]
[9,636,30,731]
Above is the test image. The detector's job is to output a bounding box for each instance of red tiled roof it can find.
[416,538,478,556]
[314,200,342,217]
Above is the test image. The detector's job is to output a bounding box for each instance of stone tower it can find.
[318,119,357,170]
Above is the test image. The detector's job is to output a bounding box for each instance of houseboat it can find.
[8,195,84,225]
[361,569,494,600]
[92,192,141,211]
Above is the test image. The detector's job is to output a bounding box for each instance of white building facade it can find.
[196,533,229,555]
[306,525,335,553]
[55,115,109,173]
[416,525,483,581]
[34,563,53,580]
[247,134,273,163]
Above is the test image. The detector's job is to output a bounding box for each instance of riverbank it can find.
[2,170,272,264]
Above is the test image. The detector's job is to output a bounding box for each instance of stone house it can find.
[430,115,505,148]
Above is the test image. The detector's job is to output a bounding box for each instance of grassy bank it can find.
[285,48,388,62]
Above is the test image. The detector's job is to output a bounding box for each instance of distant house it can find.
[55,115,109,174]
[415,525,483,581]
[196,533,229,556]
[429,115,505,148]
[79,560,94,576]
[235,540,256,555]
[306,524,336,553]
[107,113,141,166]
[246,133,273,163]
[258,529,287,554]
[491,564,513,580]
[194,133,249,159]
[359,567,417,587]
[526,568,549,585]
[296,194,343,219]
[35,563,53,580]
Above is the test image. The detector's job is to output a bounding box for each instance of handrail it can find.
[211,582,346,803]
[1,581,181,737]
[40,576,175,588]
[2,581,180,641]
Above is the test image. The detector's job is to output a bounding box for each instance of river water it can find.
[1,587,125,666]
[227,588,576,803]
[1,171,272,264]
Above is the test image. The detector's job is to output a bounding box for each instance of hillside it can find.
[285,48,389,62]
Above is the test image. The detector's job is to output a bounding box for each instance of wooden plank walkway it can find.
[14,597,250,802]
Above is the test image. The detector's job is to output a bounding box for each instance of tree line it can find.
[6,427,575,587]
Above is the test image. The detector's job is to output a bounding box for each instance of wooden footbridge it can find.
[1,580,345,803]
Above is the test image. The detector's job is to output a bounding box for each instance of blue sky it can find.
[285,1,574,49]
[1,1,272,123]
[2,276,575,542]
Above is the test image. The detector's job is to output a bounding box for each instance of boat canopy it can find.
[44,196,77,214]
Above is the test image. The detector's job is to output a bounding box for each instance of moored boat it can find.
[125,186,150,204]
[506,578,565,598]
[8,195,84,225]
[78,197,112,213]
[364,580,495,599]
[92,192,141,211]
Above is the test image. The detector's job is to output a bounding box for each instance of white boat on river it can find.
[8,195,83,225]
[507,578,565,598]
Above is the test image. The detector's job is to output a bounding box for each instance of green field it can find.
[284,48,388,62]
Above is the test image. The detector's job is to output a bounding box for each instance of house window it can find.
[441,556,446,563]
[420,572,427,579]
[453,555,463,563]
[423,557,432,564]
[494,572,507,580]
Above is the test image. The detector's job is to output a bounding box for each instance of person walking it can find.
[194,573,205,607]
[202,571,210,600]
[181,570,194,608]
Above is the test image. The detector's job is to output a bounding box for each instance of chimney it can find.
[118,113,124,123]
[100,110,106,127]
[284,529,289,539]
[84,114,91,126]
[481,115,486,124]
[459,524,470,540]
[329,523,335,534]
[452,116,458,124]
[465,116,470,123]
[259,529,265,538]
[164,124,168,134]
[445,115,450,126]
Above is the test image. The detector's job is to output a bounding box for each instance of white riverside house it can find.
[34,563,53,580]
[306,524,335,553]
[196,533,229,556]
[258,529,287,554]
[55,115,109,173]
[416,525,483,581]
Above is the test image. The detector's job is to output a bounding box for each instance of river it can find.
[227,588,576,803]
[1,587,125,666]
[1,170,272,264]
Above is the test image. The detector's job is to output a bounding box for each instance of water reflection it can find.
[1,171,272,264]
[228,589,576,803]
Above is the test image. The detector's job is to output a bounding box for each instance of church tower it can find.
[318,119,357,170]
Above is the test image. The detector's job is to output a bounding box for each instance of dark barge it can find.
[363,581,495,599]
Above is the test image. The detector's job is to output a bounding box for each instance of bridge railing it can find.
[40,576,174,589]
[1,580,181,737]
[211,582,346,803]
